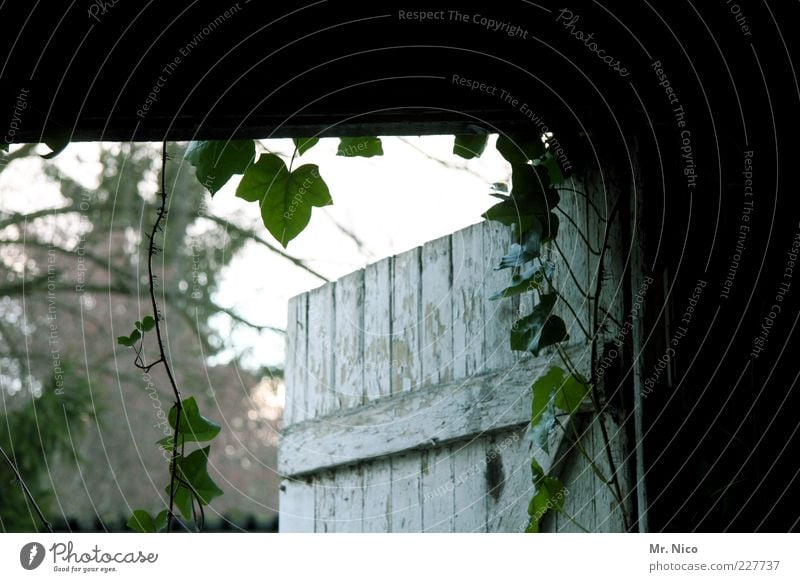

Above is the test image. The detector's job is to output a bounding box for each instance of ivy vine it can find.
[22,131,624,532]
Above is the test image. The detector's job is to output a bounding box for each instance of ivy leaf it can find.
[482,199,541,234]
[166,447,224,520]
[497,222,543,269]
[511,163,560,210]
[168,396,221,443]
[489,261,554,300]
[127,509,157,533]
[185,140,255,195]
[154,509,169,532]
[526,457,566,533]
[129,329,141,344]
[293,137,319,156]
[496,134,546,164]
[140,316,156,332]
[530,368,560,452]
[157,435,180,452]
[510,294,568,354]
[538,150,565,185]
[453,134,488,159]
[337,136,383,157]
[236,153,332,247]
[117,336,133,347]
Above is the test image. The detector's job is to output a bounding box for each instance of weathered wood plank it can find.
[453,438,488,532]
[390,452,422,532]
[334,269,365,411]
[362,459,392,532]
[391,247,422,394]
[283,296,299,427]
[288,294,308,424]
[486,429,532,533]
[314,470,337,532]
[307,284,335,419]
[421,235,453,387]
[278,477,314,532]
[421,446,454,532]
[363,257,392,403]
[451,222,485,380]
[483,222,516,372]
[333,465,364,532]
[279,345,586,477]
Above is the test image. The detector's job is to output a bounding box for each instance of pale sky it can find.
[0,136,510,369]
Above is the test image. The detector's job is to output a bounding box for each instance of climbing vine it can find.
[455,132,629,532]
[21,130,625,532]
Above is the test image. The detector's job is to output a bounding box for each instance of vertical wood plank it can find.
[390,452,422,532]
[333,465,364,533]
[486,429,531,533]
[314,470,337,533]
[289,294,309,423]
[334,269,365,411]
[451,223,485,380]
[483,222,516,372]
[279,477,314,532]
[391,247,422,394]
[421,446,454,532]
[363,257,392,403]
[362,459,392,532]
[307,284,335,419]
[421,235,454,387]
[453,438,488,532]
[283,296,298,427]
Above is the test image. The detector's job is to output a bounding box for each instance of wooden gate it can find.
[279,174,632,532]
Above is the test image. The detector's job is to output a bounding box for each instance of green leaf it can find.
[529,366,590,452]
[185,140,255,195]
[117,336,133,347]
[453,134,488,159]
[337,136,383,157]
[140,316,156,332]
[41,134,70,159]
[127,509,156,533]
[129,329,141,344]
[496,223,543,269]
[154,510,169,532]
[526,471,566,532]
[489,261,554,300]
[293,137,319,156]
[530,368,560,452]
[482,199,541,234]
[168,396,221,443]
[157,435,179,452]
[166,447,224,520]
[510,294,568,355]
[496,134,546,164]
[236,153,332,247]
[511,163,560,210]
[539,150,565,185]
[134,320,142,330]
[1,143,8,153]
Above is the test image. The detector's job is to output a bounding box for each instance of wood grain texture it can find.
[482,222,517,372]
[421,235,454,387]
[287,294,308,424]
[279,345,585,477]
[363,257,392,402]
[334,269,365,411]
[307,284,335,419]
[333,465,364,533]
[452,438,488,532]
[391,247,422,394]
[362,458,392,532]
[451,222,485,380]
[314,470,337,532]
[421,446,454,532]
[486,429,532,533]
[390,452,422,532]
